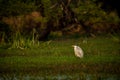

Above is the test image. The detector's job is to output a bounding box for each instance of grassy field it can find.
[0,36,120,77]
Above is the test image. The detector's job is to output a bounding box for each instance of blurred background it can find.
[0,0,120,43]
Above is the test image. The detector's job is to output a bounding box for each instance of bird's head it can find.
[72,45,77,48]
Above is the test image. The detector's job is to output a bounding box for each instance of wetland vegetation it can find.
[0,36,120,80]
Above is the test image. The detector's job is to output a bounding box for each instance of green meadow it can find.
[0,35,120,79]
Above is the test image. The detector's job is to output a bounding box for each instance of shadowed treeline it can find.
[0,0,120,43]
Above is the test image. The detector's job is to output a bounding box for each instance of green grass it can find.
[0,36,120,75]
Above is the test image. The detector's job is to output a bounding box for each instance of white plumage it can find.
[72,45,84,58]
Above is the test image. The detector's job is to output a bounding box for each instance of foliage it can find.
[0,0,120,43]
[0,0,36,16]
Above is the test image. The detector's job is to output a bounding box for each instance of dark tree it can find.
[96,0,120,17]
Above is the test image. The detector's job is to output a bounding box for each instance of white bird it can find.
[72,45,84,58]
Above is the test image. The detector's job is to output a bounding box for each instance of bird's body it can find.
[73,45,84,58]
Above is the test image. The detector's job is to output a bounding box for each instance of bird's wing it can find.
[76,46,82,50]
[76,46,84,53]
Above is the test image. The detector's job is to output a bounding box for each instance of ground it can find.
[0,36,120,79]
